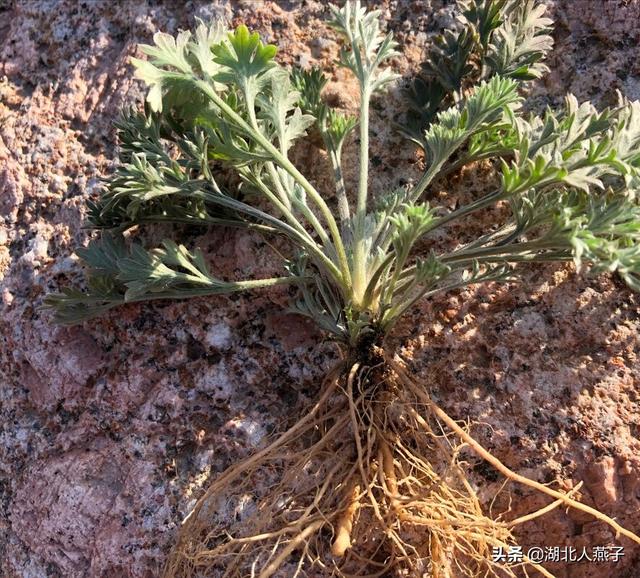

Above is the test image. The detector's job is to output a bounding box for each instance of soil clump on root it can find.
[164,351,640,578]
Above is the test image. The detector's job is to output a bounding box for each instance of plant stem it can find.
[155,275,302,297]
[244,168,321,242]
[195,79,352,293]
[430,188,505,231]
[446,251,571,268]
[52,274,304,324]
[329,148,351,226]
[266,162,293,211]
[200,190,343,281]
[352,86,371,305]
[451,223,518,252]
[438,147,513,182]
[245,104,293,213]
[409,156,450,203]
[442,239,564,264]
[104,215,276,235]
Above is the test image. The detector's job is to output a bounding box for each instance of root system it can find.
[164,354,640,578]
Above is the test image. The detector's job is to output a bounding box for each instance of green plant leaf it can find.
[404,0,551,140]
[212,24,277,99]
[422,75,521,174]
[48,5,640,352]
[486,0,553,80]
[329,0,399,92]
[500,94,636,195]
[257,69,315,152]
[190,18,226,77]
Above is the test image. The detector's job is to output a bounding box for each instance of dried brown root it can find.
[163,356,639,578]
[389,355,640,546]
[163,362,351,578]
[331,478,361,557]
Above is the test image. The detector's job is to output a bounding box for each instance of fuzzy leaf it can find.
[389,203,437,258]
[76,233,128,276]
[501,94,636,195]
[257,69,315,152]
[329,1,399,92]
[423,75,521,168]
[291,67,328,119]
[486,0,553,80]
[190,19,226,77]
[213,25,277,94]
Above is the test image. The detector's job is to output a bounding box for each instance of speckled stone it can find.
[1,1,639,577]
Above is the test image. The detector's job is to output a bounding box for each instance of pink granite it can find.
[1,1,639,576]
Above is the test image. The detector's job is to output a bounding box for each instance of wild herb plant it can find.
[46,1,640,576]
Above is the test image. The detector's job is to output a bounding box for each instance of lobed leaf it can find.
[329,0,399,92]
[486,0,553,80]
[422,75,521,173]
[212,24,277,105]
[500,95,639,196]
[257,69,315,152]
[404,0,552,139]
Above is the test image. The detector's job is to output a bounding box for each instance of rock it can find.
[582,456,620,510]
[1,1,639,577]
[0,169,23,224]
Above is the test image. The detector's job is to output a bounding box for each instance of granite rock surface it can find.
[1,1,639,577]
